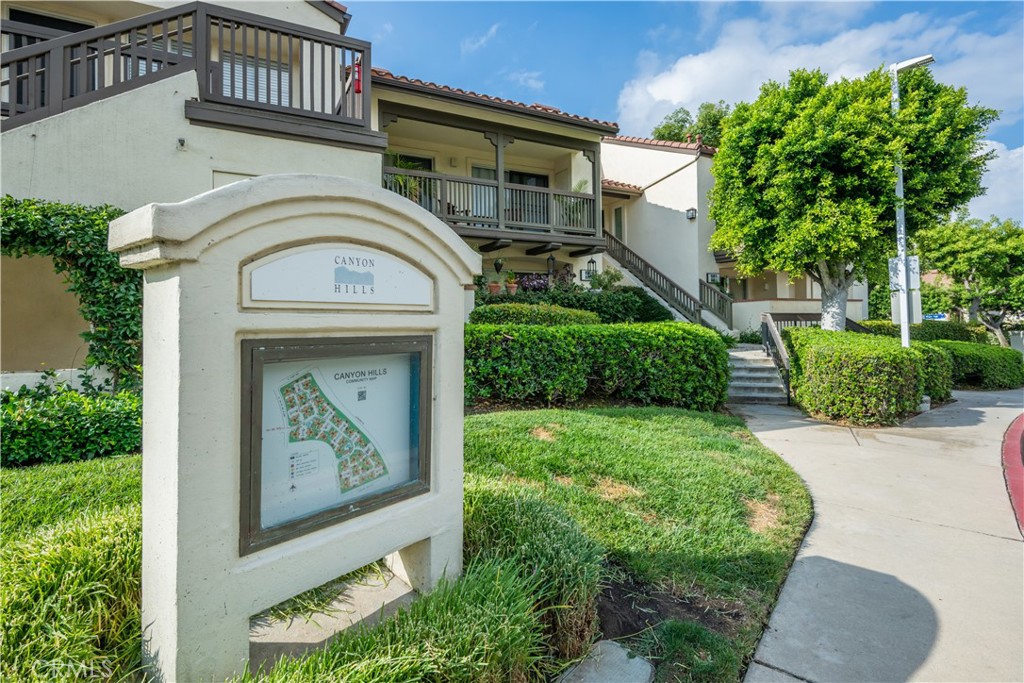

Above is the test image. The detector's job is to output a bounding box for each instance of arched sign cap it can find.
[109,173,482,284]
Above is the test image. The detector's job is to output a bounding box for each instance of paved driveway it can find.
[734,390,1024,683]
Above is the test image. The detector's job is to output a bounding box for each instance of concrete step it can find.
[727,393,789,405]
[730,369,784,383]
[730,381,786,393]
[729,359,777,369]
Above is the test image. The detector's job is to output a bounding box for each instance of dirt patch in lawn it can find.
[594,477,642,502]
[744,494,783,534]
[529,424,563,442]
[598,569,745,641]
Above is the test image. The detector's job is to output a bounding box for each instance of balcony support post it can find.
[584,147,600,236]
[484,132,512,230]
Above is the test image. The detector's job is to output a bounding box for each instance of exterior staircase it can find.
[603,233,733,330]
[727,344,788,404]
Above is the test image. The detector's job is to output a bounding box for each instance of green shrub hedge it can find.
[915,342,954,403]
[1,387,141,467]
[929,341,1024,390]
[469,303,601,326]
[786,328,940,425]
[476,287,673,323]
[465,323,729,410]
[859,320,990,344]
[464,477,604,660]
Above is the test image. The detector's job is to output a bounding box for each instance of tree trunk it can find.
[968,296,981,323]
[820,285,849,331]
[816,261,850,331]
[980,313,1010,347]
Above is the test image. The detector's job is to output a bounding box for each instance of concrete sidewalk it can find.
[733,390,1024,683]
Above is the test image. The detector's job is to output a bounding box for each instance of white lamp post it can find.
[889,54,934,348]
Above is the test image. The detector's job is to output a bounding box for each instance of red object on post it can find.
[353,62,362,94]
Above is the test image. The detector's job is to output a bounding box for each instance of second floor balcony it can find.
[1,2,382,148]
[383,166,597,239]
[375,78,609,252]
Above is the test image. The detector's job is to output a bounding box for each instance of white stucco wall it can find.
[1,72,380,211]
[600,141,713,297]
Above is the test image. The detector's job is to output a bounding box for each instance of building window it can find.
[613,206,625,240]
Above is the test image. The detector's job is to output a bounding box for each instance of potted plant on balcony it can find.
[386,152,422,204]
[504,271,518,295]
[555,179,590,229]
[487,280,503,296]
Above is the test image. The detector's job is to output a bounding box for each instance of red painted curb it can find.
[1002,413,1024,537]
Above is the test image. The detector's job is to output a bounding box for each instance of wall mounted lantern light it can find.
[547,254,556,276]
[686,208,697,220]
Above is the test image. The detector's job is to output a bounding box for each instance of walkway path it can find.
[733,390,1024,683]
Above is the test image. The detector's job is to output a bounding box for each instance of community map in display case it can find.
[242,337,431,550]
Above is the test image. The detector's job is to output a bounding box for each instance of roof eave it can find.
[374,77,619,136]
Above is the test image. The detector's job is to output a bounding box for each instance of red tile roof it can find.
[372,68,619,133]
[601,179,644,195]
[604,135,717,155]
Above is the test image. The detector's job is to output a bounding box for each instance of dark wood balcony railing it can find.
[605,233,702,324]
[700,280,734,329]
[383,167,598,236]
[1,2,371,131]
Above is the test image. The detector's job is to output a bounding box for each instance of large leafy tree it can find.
[916,215,1024,346]
[709,67,996,330]
[652,100,731,147]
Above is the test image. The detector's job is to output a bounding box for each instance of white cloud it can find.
[372,21,393,44]
[461,23,499,56]
[508,70,544,91]
[969,141,1024,223]
[616,10,1022,140]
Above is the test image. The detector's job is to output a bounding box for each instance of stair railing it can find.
[760,313,791,405]
[699,280,733,329]
[604,233,702,324]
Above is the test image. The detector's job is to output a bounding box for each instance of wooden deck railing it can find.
[699,280,734,329]
[383,167,597,236]
[1,2,371,131]
[604,233,702,324]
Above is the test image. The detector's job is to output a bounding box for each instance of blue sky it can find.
[347,1,1023,222]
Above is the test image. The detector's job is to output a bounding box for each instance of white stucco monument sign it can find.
[109,174,480,681]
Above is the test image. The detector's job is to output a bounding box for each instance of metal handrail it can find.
[759,312,875,405]
[605,233,702,324]
[760,313,791,404]
[699,280,734,329]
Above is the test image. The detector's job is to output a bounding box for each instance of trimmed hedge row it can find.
[476,287,673,323]
[470,303,601,326]
[930,341,1024,390]
[1,388,141,467]
[785,328,954,425]
[860,320,990,344]
[465,322,729,410]
[915,342,954,403]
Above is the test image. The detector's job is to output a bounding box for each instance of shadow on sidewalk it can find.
[733,389,1023,435]
[754,555,937,682]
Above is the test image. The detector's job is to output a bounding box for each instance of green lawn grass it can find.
[1,407,811,681]
[1,454,141,540]
[464,408,812,680]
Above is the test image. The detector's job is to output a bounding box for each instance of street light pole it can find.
[889,54,935,348]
